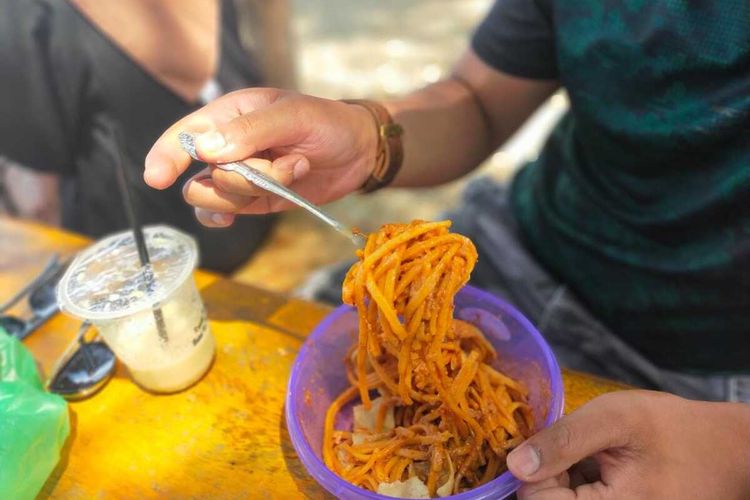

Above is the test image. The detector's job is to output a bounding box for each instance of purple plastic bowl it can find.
[285,285,564,499]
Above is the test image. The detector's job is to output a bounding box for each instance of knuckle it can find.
[551,420,575,456]
[211,170,242,194]
[596,390,671,444]
[594,392,637,432]
[636,391,681,428]
[272,166,295,186]
[285,97,310,125]
[222,88,244,100]
[182,178,204,201]
[233,115,257,139]
[225,88,252,100]
[261,87,290,102]
[288,94,318,120]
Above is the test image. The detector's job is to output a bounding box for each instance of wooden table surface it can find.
[0,217,628,499]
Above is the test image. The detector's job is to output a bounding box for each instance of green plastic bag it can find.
[0,329,70,500]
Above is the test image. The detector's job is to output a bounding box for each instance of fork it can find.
[178,132,365,246]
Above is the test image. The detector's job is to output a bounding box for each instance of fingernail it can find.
[508,444,541,477]
[292,159,308,180]
[196,131,227,154]
[211,212,230,225]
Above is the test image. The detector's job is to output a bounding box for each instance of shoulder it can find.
[0,0,85,51]
[472,0,558,80]
[0,0,90,172]
[0,0,81,25]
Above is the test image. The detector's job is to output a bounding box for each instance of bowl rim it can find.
[285,284,564,499]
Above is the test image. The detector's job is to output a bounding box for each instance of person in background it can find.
[145,0,750,497]
[0,0,294,273]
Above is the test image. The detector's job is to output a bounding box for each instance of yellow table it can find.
[0,217,628,499]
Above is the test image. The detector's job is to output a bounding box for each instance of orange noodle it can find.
[323,220,533,497]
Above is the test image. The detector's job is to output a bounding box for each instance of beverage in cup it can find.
[57,225,214,393]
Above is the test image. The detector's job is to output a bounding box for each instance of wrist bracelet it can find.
[341,99,404,193]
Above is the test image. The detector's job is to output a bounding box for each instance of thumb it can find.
[194,99,307,163]
[508,393,637,482]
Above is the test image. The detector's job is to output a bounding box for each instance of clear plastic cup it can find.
[56,225,214,393]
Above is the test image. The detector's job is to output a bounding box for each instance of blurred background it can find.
[0,0,567,294]
[234,0,567,293]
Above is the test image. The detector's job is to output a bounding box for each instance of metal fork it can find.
[178,132,365,246]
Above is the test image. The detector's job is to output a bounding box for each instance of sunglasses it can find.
[2,256,116,400]
[47,321,116,400]
[0,256,66,340]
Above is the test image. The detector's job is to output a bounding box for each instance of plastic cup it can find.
[57,225,214,393]
[286,285,564,499]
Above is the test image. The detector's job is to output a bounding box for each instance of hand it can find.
[143,88,378,226]
[507,390,750,500]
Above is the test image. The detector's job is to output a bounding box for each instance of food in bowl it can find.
[323,221,533,498]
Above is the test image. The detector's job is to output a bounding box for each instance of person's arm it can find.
[144,0,559,224]
[385,50,557,187]
[507,391,750,500]
[143,51,556,225]
[0,0,78,225]
[0,159,61,226]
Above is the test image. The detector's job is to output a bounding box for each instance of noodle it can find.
[324,220,533,497]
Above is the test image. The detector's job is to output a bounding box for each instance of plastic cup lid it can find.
[57,225,198,321]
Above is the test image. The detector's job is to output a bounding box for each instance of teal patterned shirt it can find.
[473,0,750,371]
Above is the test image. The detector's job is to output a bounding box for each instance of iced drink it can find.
[57,225,214,393]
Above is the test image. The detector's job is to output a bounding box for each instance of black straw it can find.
[111,124,169,343]
[114,153,150,266]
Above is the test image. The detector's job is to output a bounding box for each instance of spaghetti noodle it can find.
[323,220,533,497]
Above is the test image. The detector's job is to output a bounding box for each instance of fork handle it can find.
[225,162,361,244]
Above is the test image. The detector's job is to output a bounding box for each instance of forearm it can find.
[384,77,492,187]
[144,52,558,212]
[379,50,559,189]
